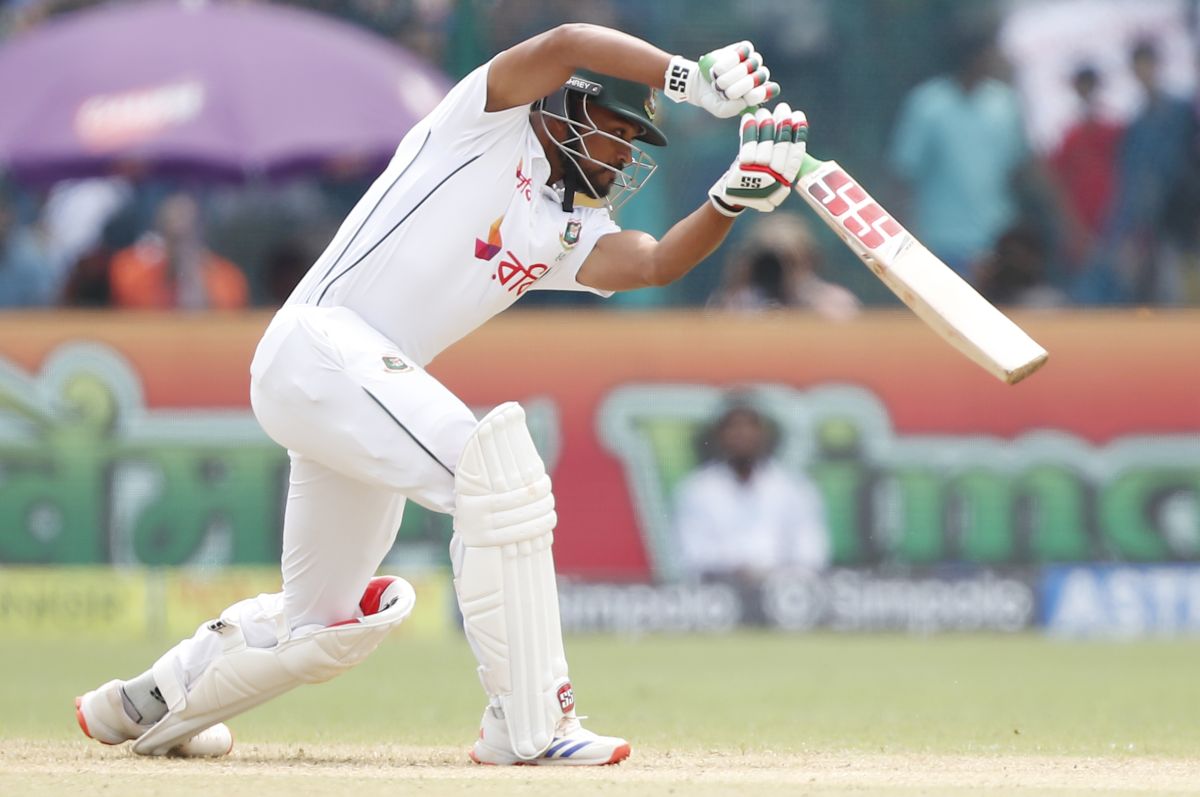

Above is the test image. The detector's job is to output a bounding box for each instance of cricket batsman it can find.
[74,23,808,765]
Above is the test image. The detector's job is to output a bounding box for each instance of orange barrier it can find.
[1,309,1197,579]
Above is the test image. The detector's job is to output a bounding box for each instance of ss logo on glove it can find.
[738,174,769,189]
[667,63,690,94]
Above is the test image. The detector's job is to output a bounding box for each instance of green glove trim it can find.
[726,184,780,201]
[798,153,823,178]
[740,117,757,146]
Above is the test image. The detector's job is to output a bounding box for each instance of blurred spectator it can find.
[0,189,54,308]
[975,224,1067,309]
[1106,38,1200,305]
[108,192,248,309]
[59,213,138,307]
[40,177,133,291]
[1046,65,1123,271]
[708,214,860,320]
[674,397,831,589]
[888,23,1030,281]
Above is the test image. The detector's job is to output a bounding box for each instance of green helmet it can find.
[537,69,664,211]
[564,69,668,147]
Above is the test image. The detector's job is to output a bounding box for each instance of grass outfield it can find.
[2,633,1199,795]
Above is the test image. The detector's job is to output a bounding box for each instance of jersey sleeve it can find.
[529,206,621,297]
[423,59,531,147]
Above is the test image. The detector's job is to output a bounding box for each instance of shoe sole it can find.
[607,743,632,765]
[76,694,234,757]
[74,695,119,746]
[469,742,631,766]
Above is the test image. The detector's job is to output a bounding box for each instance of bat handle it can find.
[798,152,824,179]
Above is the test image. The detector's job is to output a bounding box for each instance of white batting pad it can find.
[131,577,415,756]
[452,401,571,760]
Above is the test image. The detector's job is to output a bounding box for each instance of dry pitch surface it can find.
[6,634,1200,795]
[4,741,1200,796]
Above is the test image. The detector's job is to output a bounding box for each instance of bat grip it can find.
[798,153,824,178]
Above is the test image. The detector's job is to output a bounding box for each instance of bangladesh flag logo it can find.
[560,219,581,249]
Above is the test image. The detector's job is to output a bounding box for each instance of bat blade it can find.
[794,156,1048,384]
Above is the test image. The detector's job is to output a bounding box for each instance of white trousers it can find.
[163,304,479,686]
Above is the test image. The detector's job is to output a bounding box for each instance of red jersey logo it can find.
[515,158,533,202]
[492,250,548,296]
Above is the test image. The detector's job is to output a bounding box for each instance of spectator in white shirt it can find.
[674,398,832,587]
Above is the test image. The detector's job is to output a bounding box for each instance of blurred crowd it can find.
[891,28,1200,308]
[1,0,1198,311]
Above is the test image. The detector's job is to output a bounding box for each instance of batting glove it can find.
[709,104,808,216]
[663,41,779,118]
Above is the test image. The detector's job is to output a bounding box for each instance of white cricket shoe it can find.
[75,679,234,758]
[470,704,631,766]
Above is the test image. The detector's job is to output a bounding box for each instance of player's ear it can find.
[535,108,568,139]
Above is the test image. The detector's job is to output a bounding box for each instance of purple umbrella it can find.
[0,0,451,183]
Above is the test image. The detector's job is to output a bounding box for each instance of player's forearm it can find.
[645,203,738,287]
[488,24,672,112]
[549,23,672,88]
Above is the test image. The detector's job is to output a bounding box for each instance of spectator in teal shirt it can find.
[889,27,1029,281]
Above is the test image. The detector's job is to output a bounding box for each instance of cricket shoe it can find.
[75,679,234,757]
[470,704,631,766]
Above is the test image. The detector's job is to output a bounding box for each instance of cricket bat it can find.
[793,154,1048,385]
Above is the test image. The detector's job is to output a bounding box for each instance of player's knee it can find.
[453,401,556,548]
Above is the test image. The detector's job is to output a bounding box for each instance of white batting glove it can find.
[663,41,780,118]
[709,104,808,216]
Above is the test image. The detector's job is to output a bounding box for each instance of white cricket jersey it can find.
[286,60,619,367]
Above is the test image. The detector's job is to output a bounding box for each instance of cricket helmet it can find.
[564,69,668,146]
[537,70,665,211]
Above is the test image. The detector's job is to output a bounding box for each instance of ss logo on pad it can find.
[557,683,575,714]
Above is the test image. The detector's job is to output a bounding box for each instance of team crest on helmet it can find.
[644,88,658,121]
